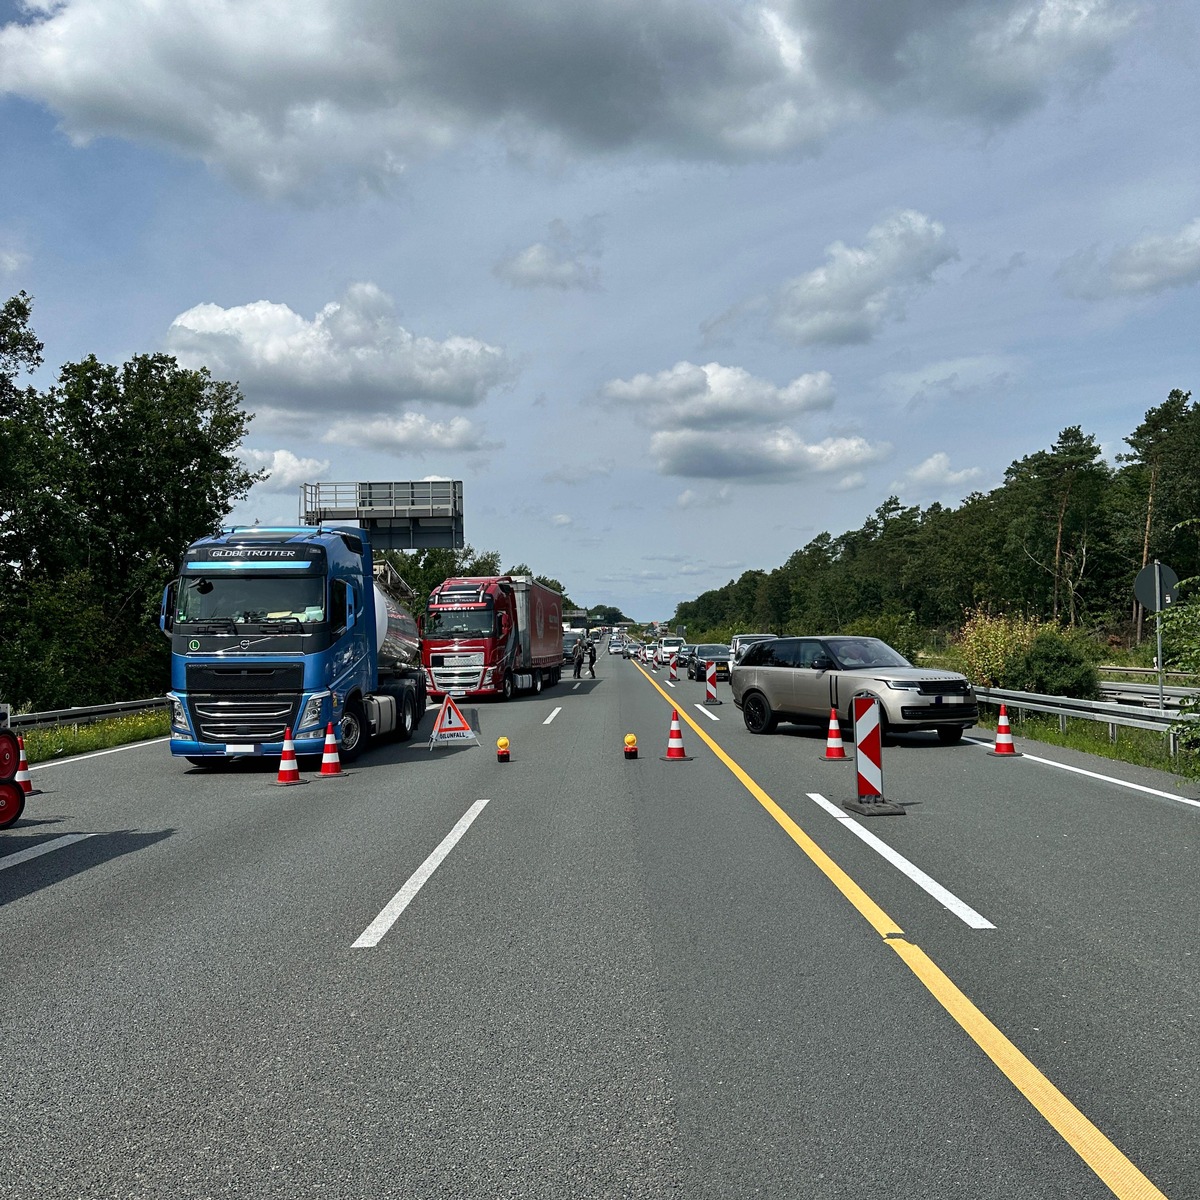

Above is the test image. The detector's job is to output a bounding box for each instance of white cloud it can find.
[542,460,614,485]
[494,217,603,291]
[550,513,573,526]
[0,241,28,276]
[765,210,958,345]
[676,485,733,508]
[833,472,866,491]
[240,448,331,491]
[165,283,515,413]
[0,1,1133,196]
[601,361,834,430]
[880,354,1021,408]
[322,413,491,455]
[894,452,983,498]
[1059,217,1200,299]
[651,429,890,480]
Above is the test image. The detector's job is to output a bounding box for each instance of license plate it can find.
[225,743,256,754]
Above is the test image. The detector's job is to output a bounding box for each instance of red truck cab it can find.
[422,575,563,700]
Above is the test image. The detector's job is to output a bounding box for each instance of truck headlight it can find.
[168,694,188,729]
[299,691,330,731]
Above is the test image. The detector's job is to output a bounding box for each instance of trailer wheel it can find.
[395,693,417,742]
[340,698,369,761]
[0,729,19,784]
[0,780,25,829]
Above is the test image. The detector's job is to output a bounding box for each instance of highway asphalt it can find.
[2,656,1196,1198]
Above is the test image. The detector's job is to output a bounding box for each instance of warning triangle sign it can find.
[429,695,479,748]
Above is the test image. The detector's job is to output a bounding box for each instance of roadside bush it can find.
[955,609,1043,687]
[1158,580,1200,755]
[1001,629,1100,698]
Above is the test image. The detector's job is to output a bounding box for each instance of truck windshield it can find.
[424,606,496,637]
[177,575,326,624]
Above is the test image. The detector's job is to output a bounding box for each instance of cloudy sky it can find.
[2,0,1197,620]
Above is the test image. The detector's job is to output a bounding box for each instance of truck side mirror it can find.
[160,582,176,637]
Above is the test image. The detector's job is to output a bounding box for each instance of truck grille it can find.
[430,667,485,693]
[187,694,302,744]
[186,664,304,693]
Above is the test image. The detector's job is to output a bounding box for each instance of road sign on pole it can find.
[1134,562,1180,712]
[1133,562,1179,613]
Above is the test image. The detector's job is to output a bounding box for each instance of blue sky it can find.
[2,1,1198,620]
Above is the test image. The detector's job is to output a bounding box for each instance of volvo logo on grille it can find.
[240,639,251,649]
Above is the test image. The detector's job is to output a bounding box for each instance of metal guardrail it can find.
[1098,665,1193,680]
[3,697,168,731]
[1097,682,1194,707]
[975,687,1193,755]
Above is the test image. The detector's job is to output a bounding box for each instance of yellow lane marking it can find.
[635,664,1168,1200]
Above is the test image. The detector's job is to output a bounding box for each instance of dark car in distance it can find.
[687,643,732,681]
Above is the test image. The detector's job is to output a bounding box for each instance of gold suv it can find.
[731,635,977,743]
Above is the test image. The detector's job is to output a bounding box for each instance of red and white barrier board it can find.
[845,696,903,815]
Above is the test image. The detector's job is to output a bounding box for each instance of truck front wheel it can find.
[500,673,514,701]
[340,698,369,761]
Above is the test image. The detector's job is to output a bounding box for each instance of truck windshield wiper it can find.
[259,618,303,632]
[191,620,239,635]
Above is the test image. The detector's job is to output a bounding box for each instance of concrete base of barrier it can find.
[843,797,905,816]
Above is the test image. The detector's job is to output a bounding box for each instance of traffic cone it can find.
[273,728,307,785]
[14,736,40,795]
[821,710,849,762]
[988,705,1022,757]
[660,709,693,761]
[496,736,511,763]
[316,722,347,778]
[623,733,638,760]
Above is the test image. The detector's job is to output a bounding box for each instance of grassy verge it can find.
[975,707,1197,779]
[18,710,171,765]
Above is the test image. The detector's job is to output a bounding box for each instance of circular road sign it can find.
[1134,563,1180,612]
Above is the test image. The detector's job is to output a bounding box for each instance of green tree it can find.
[1002,426,1110,625]
[0,299,263,708]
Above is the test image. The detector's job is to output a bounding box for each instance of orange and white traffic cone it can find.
[316,722,347,778]
[821,710,849,762]
[660,709,693,761]
[988,705,1022,757]
[14,736,40,795]
[274,728,308,785]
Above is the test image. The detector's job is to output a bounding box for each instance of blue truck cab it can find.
[161,525,424,765]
